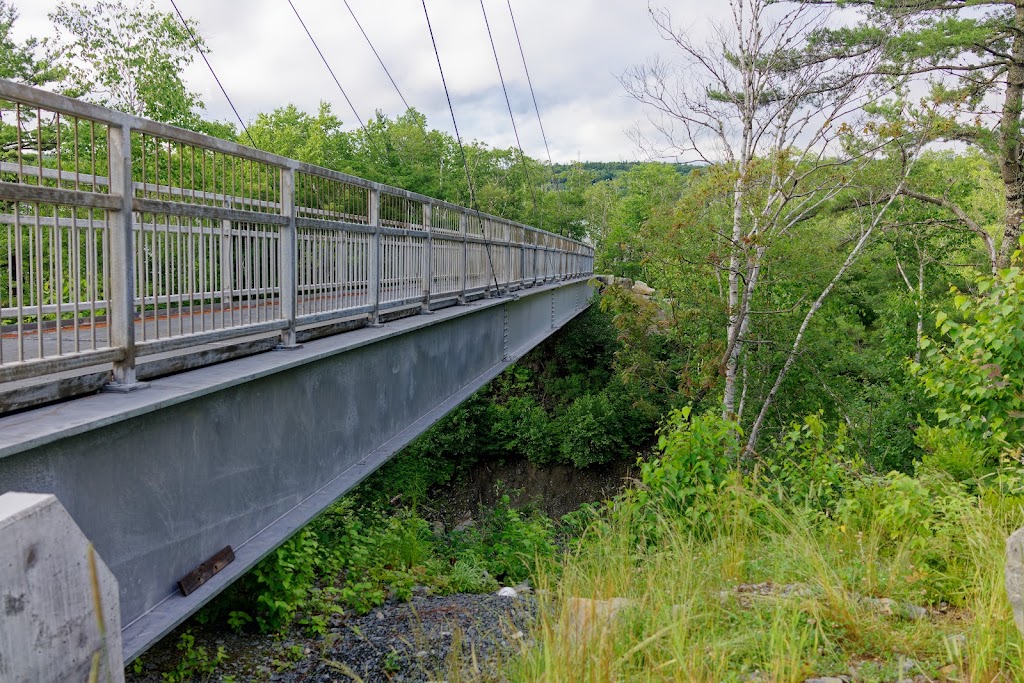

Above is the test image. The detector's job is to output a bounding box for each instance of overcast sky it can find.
[11,0,722,162]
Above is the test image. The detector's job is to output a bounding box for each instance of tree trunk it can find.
[915,246,924,364]
[998,3,1024,267]
[723,171,746,419]
[742,181,911,456]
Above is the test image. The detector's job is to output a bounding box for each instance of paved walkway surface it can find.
[1,297,283,364]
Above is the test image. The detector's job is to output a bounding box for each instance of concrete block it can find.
[1007,526,1024,637]
[0,492,123,683]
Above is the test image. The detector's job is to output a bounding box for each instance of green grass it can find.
[448,477,1024,682]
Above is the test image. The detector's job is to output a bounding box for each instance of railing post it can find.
[369,188,381,325]
[519,232,526,290]
[278,167,299,348]
[458,211,467,304]
[504,222,512,293]
[105,123,144,391]
[483,218,492,299]
[221,216,233,308]
[421,202,432,313]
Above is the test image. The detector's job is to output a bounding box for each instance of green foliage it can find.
[550,161,695,184]
[447,493,556,584]
[161,631,226,683]
[203,489,555,636]
[225,610,251,634]
[630,407,736,527]
[0,2,61,86]
[913,260,1024,455]
[512,454,1024,681]
[555,386,650,468]
[445,557,499,594]
[915,423,989,484]
[247,102,354,169]
[247,529,323,632]
[758,413,863,512]
[51,1,210,129]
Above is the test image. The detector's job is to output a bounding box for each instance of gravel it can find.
[127,592,537,683]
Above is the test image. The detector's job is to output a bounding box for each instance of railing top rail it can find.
[0,79,591,251]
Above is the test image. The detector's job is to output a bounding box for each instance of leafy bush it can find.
[489,394,558,464]
[247,529,323,632]
[448,493,556,584]
[630,406,736,527]
[161,631,227,683]
[758,413,863,512]
[913,260,1024,456]
[915,422,990,483]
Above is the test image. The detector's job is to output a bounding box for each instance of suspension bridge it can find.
[0,79,594,665]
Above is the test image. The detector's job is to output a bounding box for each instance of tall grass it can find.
[487,479,1024,682]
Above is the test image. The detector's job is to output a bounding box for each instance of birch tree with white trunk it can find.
[622,0,920,453]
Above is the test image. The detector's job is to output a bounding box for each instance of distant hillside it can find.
[552,161,698,182]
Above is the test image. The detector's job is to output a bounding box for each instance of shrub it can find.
[912,260,1024,456]
[757,413,864,513]
[631,406,736,527]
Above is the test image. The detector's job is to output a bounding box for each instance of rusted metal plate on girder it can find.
[177,546,234,596]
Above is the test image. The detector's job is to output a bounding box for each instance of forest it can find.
[6,0,1024,680]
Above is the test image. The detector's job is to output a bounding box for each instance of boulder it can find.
[565,596,633,640]
[632,280,655,296]
[1006,526,1024,635]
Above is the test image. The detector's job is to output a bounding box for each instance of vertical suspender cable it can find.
[420,0,501,294]
[168,0,259,148]
[478,0,540,228]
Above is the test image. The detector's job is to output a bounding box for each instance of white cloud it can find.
[11,0,719,161]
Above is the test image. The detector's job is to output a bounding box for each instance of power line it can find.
[420,0,501,294]
[167,0,258,148]
[478,0,540,226]
[342,0,411,112]
[285,0,368,134]
[505,0,554,169]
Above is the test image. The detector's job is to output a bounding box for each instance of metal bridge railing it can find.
[0,80,594,387]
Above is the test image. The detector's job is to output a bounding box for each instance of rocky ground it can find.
[126,590,536,683]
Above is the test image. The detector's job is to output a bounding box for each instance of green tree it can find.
[800,0,1024,267]
[0,1,60,86]
[50,0,208,129]
[913,256,1024,455]
[247,102,355,169]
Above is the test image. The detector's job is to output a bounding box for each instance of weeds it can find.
[486,411,1024,682]
[160,632,227,683]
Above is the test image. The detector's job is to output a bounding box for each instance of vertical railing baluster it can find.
[279,166,298,348]
[107,123,143,390]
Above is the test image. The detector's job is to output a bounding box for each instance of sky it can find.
[11,0,720,163]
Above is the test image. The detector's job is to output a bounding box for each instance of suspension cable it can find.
[479,0,540,227]
[168,0,258,148]
[420,0,502,294]
[342,0,411,112]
